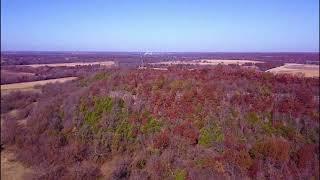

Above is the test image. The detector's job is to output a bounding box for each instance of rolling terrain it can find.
[1,63,319,179]
[1,77,77,95]
[20,61,115,67]
[267,63,319,77]
[0,52,319,179]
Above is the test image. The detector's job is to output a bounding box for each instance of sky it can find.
[1,0,319,52]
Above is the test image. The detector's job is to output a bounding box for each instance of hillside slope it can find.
[1,66,319,179]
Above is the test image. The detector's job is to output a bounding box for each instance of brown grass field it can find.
[1,70,36,76]
[1,77,77,94]
[19,61,115,67]
[266,63,319,77]
[151,59,263,66]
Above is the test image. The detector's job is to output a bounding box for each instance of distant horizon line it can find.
[1,50,319,54]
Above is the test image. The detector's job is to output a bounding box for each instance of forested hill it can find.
[2,65,319,179]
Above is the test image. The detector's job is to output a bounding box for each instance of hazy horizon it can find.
[2,50,319,53]
[1,0,319,52]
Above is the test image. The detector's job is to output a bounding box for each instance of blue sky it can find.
[1,0,319,52]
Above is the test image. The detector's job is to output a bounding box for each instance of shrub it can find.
[261,121,276,135]
[1,116,19,145]
[249,138,290,161]
[147,156,166,178]
[246,112,260,125]
[136,159,147,169]
[199,157,226,174]
[174,169,187,180]
[173,122,199,145]
[1,91,38,114]
[235,150,253,171]
[297,144,315,169]
[111,120,135,152]
[248,160,260,178]
[81,96,113,131]
[224,149,253,171]
[115,120,134,140]
[153,131,170,150]
[211,161,225,174]
[112,159,131,180]
[170,80,184,91]
[262,121,297,139]
[152,76,165,90]
[198,123,224,147]
[198,128,212,147]
[36,165,68,180]
[93,72,109,81]
[141,117,162,135]
[275,124,297,140]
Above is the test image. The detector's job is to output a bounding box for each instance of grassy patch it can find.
[93,72,109,81]
[246,112,260,125]
[141,116,162,134]
[174,169,187,180]
[261,121,276,135]
[115,120,134,140]
[80,96,113,131]
[199,123,224,147]
[112,120,135,152]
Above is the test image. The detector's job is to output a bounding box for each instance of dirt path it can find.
[1,108,36,179]
[1,150,34,180]
[100,155,122,178]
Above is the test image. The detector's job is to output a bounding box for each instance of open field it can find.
[1,77,77,94]
[266,63,319,77]
[138,67,168,70]
[1,70,35,76]
[19,61,115,67]
[151,59,264,66]
[2,52,319,66]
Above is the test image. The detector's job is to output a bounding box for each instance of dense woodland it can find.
[1,65,319,179]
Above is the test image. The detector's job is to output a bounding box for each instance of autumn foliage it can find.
[1,65,319,179]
